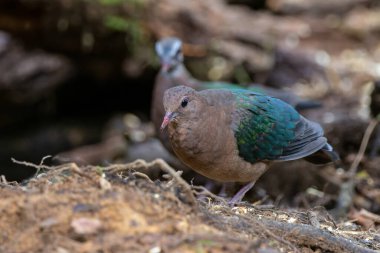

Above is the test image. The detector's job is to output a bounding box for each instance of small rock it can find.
[40,217,59,228]
[73,203,99,213]
[71,217,102,235]
[99,176,112,190]
[258,248,280,253]
[149,246,161,253]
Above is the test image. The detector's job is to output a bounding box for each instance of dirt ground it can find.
[0,159,379,253]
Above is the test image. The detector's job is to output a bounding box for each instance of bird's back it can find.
[205,88,338,165]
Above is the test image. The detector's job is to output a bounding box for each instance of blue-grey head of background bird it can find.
[155,37,184,74]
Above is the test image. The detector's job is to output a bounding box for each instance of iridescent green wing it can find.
[231,89,321,163]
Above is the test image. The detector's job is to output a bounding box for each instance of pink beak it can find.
[161,62,171,73]
[160,112,172,131]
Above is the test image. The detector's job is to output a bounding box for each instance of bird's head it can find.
[161,86,205,131]
[155,37,184,73]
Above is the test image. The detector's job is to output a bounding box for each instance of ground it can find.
[1,159,379,253]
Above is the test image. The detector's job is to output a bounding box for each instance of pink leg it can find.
[228,181,255,206]
[218,182,235,197]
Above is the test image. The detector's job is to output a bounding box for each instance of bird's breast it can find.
[170,110,227,157]
[169,120,209,156]
[167,108,260,182]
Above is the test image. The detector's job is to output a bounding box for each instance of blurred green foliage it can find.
[98,0,126,5]
[98,0,143,6]
[104,14,146,57]
[97,0,150,58]
[104,15,132,32]
[234,64,252,84]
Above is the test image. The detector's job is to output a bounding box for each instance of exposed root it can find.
[0,175,18,188]
[254,219,301,253]
[11,158,198,208]
[132,171,154,183]
[349,119,378,176]
[334,119,378,217]
[11,157,51,172]
[261,219,377,253]
[105,159,198,208]
[206,204,377,253]
[192,185,227,204]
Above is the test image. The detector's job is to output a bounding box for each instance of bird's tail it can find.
[304,143,340,165]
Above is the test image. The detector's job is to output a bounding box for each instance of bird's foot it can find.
[227,181,255,206]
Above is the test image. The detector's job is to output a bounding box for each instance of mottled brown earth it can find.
[0,160,379,253]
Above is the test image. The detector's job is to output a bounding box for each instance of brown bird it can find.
[161,86,339,204]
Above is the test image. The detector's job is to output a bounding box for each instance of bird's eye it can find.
[181,98,189,108]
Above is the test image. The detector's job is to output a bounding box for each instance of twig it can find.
[11,157,197,207]
[0,175,8,184]
[12,156,54,177]
[206,205,299,252]
[313,206,338,228]
[69,163,99,184]
[132,171,154,183]
[12,159,103,188]
[192,185,227,204]
[333,119,378,218]
[0,175,17,188]
[307,210,320,228]
[254,219,300,253]
[11,157,50,170]
[39,155,52,166]
[349,119,378,175]
[142,159,197,208]
[105,159,197,208]
[207,203,377,253]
